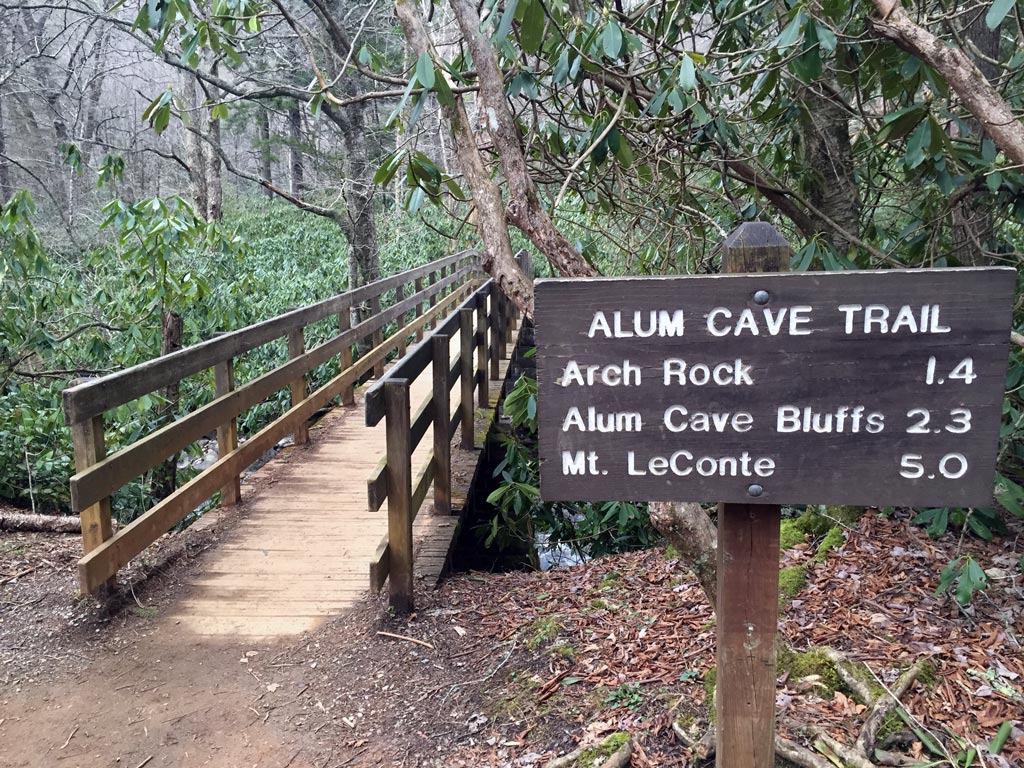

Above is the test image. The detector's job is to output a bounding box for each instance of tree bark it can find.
[181,75,208,218]
[0,511,85,534]
[150,311,183,501]
[950,7,1000,265]
[206,102,223,222]
[257,107,273,199]
[0,91,10,202]
[869,1,1024,170]
[288,106,305,196]
[649,501,718,609]
[797,86,861,257]
[395,0,589,318]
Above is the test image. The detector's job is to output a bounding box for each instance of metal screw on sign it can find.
[753,289,770,305]
[747,483,764,498]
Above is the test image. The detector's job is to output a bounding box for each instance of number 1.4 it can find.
[924,357,976,385]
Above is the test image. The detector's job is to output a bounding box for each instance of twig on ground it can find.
[376,631,434,649]
[59,725,78,749]
[132,757,153,768]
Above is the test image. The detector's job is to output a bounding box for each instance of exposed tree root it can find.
[675,649,927,768]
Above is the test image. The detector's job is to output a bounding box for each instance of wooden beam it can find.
[212,352,240,506]
[432,334,452,515]
[715,221,789,768]
[287,322,309,445]
[459,308,475,450]
[384,380,414,613]
[70,268,472,511]
[476,293,489,408]
[338,309,354,406]
[63,251,475,423]
[69,410,114,590]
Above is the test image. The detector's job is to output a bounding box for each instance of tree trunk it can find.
[257,107,273,199]
[336,103,380,288]
[288,106,305,196]
[869,1,1024,170]
[0,91,10,202]
[0,511,86,534]
[951,7,1000,266]
[181,75,208,218]
[150,311,183,501]
[797,86,861,258]
[649,501,719,609]
[206,101,223,222]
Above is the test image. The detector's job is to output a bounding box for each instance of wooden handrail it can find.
[66,251,482,594]
[63,250,474,424]
[369,276,526,612]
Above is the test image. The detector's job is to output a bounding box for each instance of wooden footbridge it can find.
[62,251,527,637]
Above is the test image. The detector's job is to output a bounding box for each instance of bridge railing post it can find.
[286,318,309,446]
[371,293,385,378]
[476,292,489,408]
[432,334,452,515]
[414,277,425,342]
[427,269,438,332]
[384,379,414,613]
[211,341,241,505]
[68,380,115,592]
[338,308,355,405]
[395,284,408,357]
[488,287,502,380]
[459,308,475,449]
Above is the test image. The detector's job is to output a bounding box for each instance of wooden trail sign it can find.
[535,258,1015,508]
[534,222,1016,768]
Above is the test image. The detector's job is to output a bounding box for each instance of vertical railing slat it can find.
[287,323,309,445]
[213,352,241,505]
[384,379,414,613]
[459,308,474,449]
[432,334,452,515]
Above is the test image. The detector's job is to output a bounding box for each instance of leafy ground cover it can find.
[1,499,1019,767]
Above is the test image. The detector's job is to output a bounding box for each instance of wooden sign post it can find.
[533,222,1016,768]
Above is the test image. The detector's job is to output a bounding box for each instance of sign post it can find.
[533,222,1015,768]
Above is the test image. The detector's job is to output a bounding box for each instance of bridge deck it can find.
[167,335,508,639]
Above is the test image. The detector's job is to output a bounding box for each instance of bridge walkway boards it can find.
[166,333,512,640]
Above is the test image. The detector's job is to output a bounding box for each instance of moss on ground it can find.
[526,617,562,650]
[777,647,841,694]
[703,667,717,701]
[779,519,806,550]
[813,526,846,562]
[579,732,630,767]
[778,565,807,606]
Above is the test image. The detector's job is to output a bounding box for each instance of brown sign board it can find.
[536,268,1016,507]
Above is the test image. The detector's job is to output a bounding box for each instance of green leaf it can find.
[875,104,928,145]
[994,473,1024,517]
[602,19,622,59]
[774,12,804,50]
[415,52,435,89]
[985,0,1015,29]
[520,0,545,54]
[493,0,518,45]
[989,721,1012,754]
[678,54,697,91]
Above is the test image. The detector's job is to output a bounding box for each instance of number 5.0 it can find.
[900,453,968,480]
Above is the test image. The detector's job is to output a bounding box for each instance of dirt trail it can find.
[1,628,314,768]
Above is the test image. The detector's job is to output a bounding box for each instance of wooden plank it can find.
[364,279,492,426]
[384,380,414,613]
[459,308,474,450]
[409,394,433,453]
[70,412,114,583]
[287,322,309,445]
[433,335,452,515]
[410,453,436,521]
[338,309,355,405]
[477,294,489,407]
[77,327,392,593]
[367,457,387,512]
[716,503,780,768]
[489,290,502,379]
[70,268,472,512]
[414,277,425,341]
[714,222,787,768]
[213,353,240,506]
[395,284,407,357]
[63,251,475,423]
